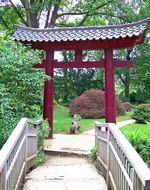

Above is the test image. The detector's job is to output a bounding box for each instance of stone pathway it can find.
[44,119,135,156]
[23,156,107,190]
[23,119,134,190]
[44,133,94,156]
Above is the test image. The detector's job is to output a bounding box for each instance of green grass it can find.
[116,111,133,122]
[53,105,132,134]
[121,123,150,139]
[53,105,101,133]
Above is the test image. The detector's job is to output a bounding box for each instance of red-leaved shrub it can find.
[69,89,126,118]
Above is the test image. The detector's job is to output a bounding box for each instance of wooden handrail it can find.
[108,123,150,186]
[0,117,41,190]
[95,122,150,189]
[0,118,28,172]
[28,119,42,126]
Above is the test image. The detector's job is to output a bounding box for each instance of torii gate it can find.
[12,18,150,138]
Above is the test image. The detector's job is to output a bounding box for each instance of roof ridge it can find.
[15,17,150,32]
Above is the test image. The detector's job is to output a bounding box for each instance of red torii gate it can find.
[12,18,150,138]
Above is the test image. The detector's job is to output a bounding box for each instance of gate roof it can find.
[12,18,150,50]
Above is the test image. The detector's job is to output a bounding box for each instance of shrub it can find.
[131,104,150,123]
[69,89,126,118]
[124,130,150,167]
[145,99,150,104]
[0,38,47,148]
[123,102,133,112]
[37,121,48,164]
[89,146,97,162]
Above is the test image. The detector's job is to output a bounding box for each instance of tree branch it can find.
[8,0,28,26]
[44,4,52,28]
[37,0,46,21]
[117,72,125,84]
[57,11,130,24]
[0,15,10,30]
[48,0,61,28]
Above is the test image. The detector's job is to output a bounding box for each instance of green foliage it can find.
[131,105,150,124]
[121,123,150,139]
[0,36,47,148]
[37,121,48,165]
[37,151,45,164]
[133,41,150,102]
[54,68,103,106]
[69,89,126,119]
[145,99,150,104]
[89,146,97,162]
[38,121,48,150]
[123,127,150,167]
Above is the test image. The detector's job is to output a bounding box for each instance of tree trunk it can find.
[63,68,69,103]
[124,49,132,102]
[124,70,130,101]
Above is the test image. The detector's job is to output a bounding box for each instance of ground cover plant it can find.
[121,123,150,167]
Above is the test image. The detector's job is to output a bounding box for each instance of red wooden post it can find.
[43,51,54,138]
[104,49,116,123]
[75,50,82,62]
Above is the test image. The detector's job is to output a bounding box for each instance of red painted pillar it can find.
[43,51,54,138]
[104,49,116,123]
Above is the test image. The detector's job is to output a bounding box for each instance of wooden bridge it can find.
[1,118,150,190]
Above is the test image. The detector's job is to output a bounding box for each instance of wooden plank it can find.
[31,36,141,50]
[34,59,133,69]
[53,60,105,68]
[113,60,134,68]
[97,156,107,171]
[109,171,118,190]
[14,162,26,190]
[109,141,133,188]
[26,154,37,162]
[97,136,108,143]
[0,118,28,172]
[6,136,26,181]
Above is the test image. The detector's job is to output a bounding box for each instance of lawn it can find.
[121,123,150,139]
[53,105,132,134]
[53,105,100,133]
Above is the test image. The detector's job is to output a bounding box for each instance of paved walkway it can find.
[44,119,135,156]
[23,156,107,190]
[23,119,134,190]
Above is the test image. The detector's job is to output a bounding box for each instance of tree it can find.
[1,0,150,104]
[0,35,47,147]
[54,49,105,105]
[1,0,143,30]
[132,41,150,102]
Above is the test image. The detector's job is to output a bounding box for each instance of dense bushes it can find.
[0,37,47,148]
[69,89,126,118]
[131,104,150,124]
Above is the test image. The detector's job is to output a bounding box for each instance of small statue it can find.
[69,114,81,134]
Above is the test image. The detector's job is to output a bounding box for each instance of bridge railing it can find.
[95,122,150,190]
[0,118,41,190]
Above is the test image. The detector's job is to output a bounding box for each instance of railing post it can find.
[132,170,145,190]
[25,123,28,176]
[95,121,99,148]
[106,125,111,189]
[0,166,6,190]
